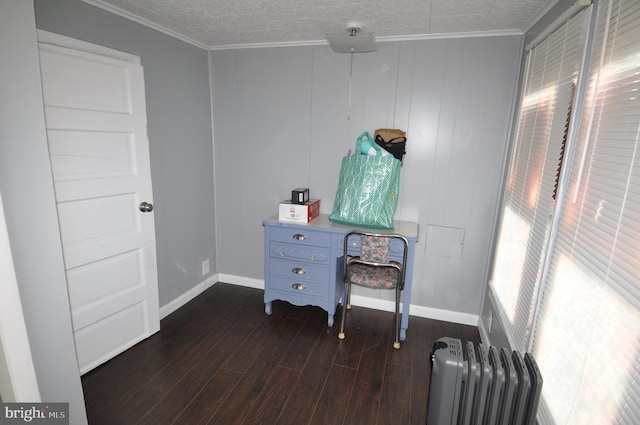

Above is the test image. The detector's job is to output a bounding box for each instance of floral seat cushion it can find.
[348,263,400,288]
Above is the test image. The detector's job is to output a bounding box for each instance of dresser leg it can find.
[265,302,272,315]
[327,313,334,327]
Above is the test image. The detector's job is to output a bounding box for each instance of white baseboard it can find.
[478,320,490,348]
[217,273,264,290]
[212,274,480,327]
[159,274,480,328]
[409,304,480,327]
[159,274,218,319]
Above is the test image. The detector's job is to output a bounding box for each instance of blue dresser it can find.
[263,214,419,340]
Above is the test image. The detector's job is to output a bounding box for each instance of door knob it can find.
[139,202,153,212]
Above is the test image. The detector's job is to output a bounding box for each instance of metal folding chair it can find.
[338,230,409,349]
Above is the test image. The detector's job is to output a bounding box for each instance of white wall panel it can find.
[214,47,313,276]
[212,35,522,317]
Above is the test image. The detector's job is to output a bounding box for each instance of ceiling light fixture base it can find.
[325,22,377,53]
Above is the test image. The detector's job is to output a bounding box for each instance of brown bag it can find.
[374,128,407,162]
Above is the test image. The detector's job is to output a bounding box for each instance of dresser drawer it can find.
[267,277,328,297]
[269,227,331,247]
[270,243,330,264]
[344,234,407,260]
[269,258,330,282]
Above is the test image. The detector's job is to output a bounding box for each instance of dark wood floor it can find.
[81,283,480,425]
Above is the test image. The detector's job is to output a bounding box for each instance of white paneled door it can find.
[38,33,160,374]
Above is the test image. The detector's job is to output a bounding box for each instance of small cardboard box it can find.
[278,199,320,223]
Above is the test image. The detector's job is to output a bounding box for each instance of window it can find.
[533,0,640,422]
[490,0,640,423]
[490,8,590,351]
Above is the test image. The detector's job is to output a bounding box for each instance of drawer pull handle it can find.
[293,233,307,241]
[292,267,306,275]
[292,283,305,291]
[280,250,286,256]
[308,255,315,261]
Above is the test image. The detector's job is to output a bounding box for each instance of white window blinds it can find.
[489,8,589,351]
[533,0,640,423]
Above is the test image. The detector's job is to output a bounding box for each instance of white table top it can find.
[263,214,419,240]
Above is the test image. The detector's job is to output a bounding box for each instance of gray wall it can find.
[34,0,216,306]
[32,0,523,326]
[4,0,526,417]
[212,36,523,320]
[0,1,87,423]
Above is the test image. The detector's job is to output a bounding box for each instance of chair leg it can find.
[393,287,401,349]
[338,281,349,340]
[345,280,352,310]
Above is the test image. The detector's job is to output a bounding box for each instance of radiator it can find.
[426,337,542,425]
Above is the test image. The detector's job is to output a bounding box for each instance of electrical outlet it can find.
[201,259,210,276]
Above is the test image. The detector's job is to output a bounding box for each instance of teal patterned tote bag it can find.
[329,132,401,229]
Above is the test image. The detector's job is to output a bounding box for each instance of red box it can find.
[278,199,320,223]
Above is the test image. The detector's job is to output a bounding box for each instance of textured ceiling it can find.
[84,0,555,49]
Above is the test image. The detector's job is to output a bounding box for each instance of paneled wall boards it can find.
[211,36,523,322]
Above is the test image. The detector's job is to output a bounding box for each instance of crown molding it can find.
[81,0,209,49]
[208,30,524,51]
[82,1,523,52]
